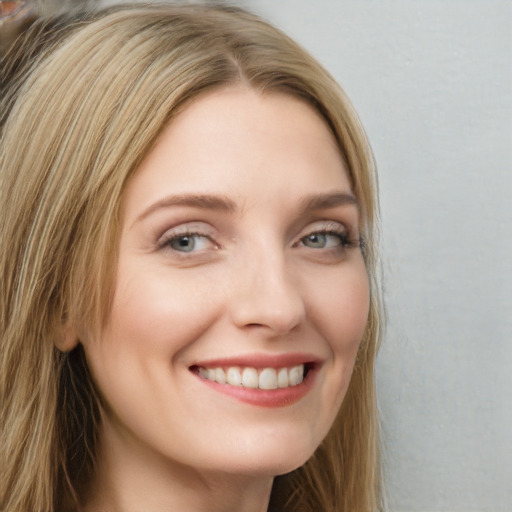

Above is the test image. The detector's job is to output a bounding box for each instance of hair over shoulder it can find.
[0,3,384,511]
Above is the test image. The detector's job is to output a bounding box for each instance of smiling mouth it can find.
[191,363,315,390]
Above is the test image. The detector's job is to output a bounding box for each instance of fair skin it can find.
[74,86,370,512]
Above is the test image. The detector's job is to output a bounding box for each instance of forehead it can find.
[122,86,352,220]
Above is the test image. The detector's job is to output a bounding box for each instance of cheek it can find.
[105,265,221,357]
[308,262,370,404]
[314,263,370,355]
[81,266,222,412]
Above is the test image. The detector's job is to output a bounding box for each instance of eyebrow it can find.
[134,191,358,226]
[300,192,358,212]
[134,194,237,225]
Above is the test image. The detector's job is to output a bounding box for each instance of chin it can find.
[209,436,319,478]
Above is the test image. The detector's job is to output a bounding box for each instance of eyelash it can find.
[297,227,361,251]
[158,226,361,257]
[158,231,216,254]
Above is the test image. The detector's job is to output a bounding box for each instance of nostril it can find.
[241,319,302,336]
[245,322,268,329]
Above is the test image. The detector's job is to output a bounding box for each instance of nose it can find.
[229,249,306,336]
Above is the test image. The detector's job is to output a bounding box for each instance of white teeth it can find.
[242,367,259,388]
[289,364,304,386]
[277,367,289,388]
[226,367,242,386]
[198,364,306,389]
[215,368,226,384]
[258,368,277,390]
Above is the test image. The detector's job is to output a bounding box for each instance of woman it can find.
[0,3,383,511]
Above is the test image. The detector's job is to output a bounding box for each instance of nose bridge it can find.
[229,240,305,334]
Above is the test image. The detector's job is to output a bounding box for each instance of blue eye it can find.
[167,234,212,253]
[169,235,195,252]
[301,231,346,249]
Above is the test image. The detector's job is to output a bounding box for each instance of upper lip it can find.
[190,352,323,369]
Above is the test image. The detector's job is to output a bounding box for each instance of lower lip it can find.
[192,368,318,408]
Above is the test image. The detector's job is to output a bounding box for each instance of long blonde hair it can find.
[0,4,383,511]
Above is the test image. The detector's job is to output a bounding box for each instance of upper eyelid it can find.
[157,222,216,242]
[160,230,213,242]
[297,220,350,236]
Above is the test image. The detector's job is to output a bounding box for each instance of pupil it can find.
[172,236,195,252]
[308,233,325,247]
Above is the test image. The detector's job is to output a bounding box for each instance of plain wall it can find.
[101,1,512,510]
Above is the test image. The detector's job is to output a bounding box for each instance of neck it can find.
[79,421,274,512]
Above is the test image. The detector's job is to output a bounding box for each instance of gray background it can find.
[101,1,512,510]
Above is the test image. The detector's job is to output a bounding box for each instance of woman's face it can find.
[82,86,369,478]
